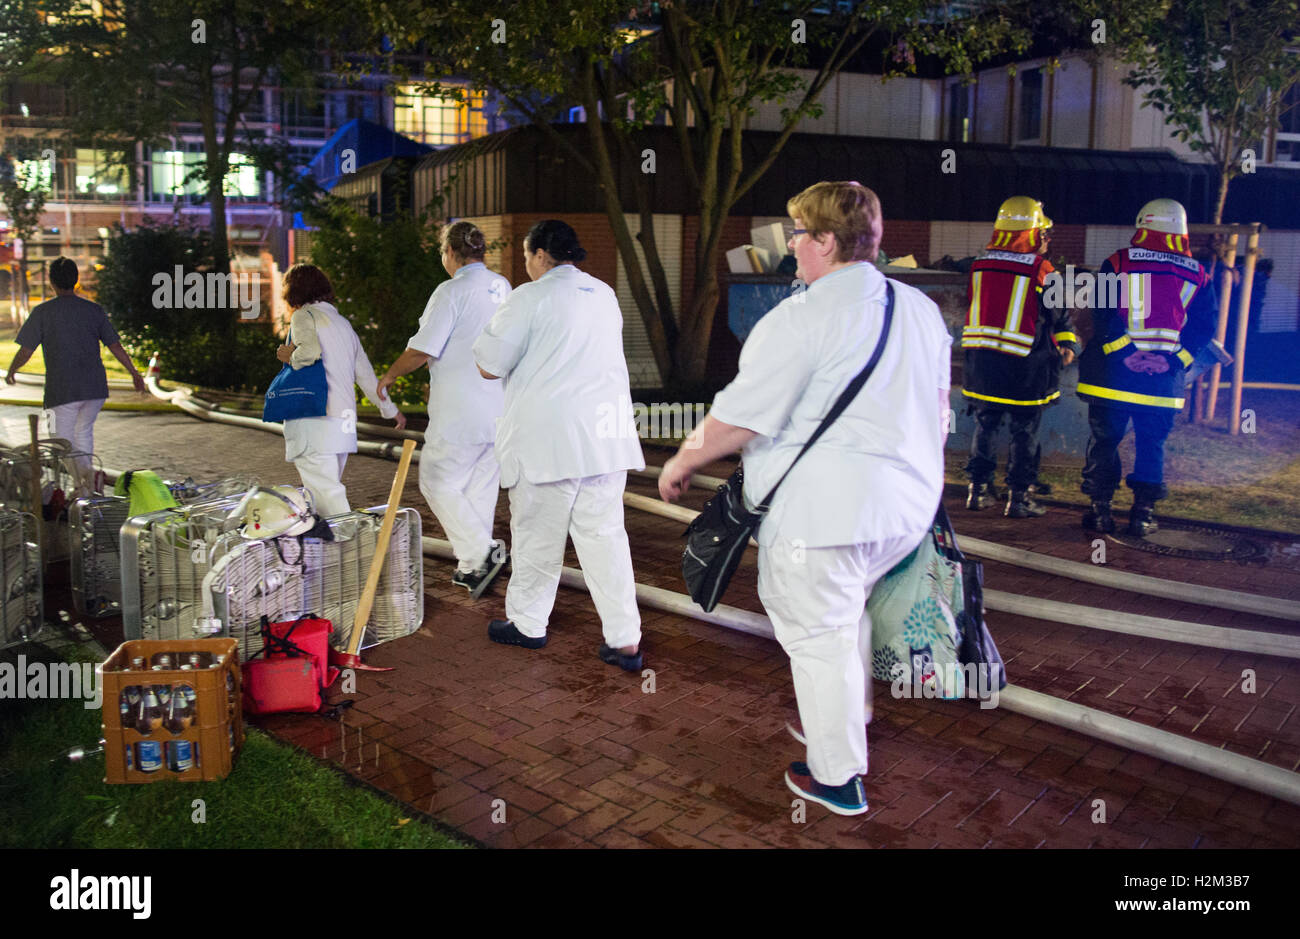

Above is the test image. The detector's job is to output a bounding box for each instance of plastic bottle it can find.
[137,686,163,734]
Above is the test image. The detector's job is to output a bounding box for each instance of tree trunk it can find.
[1212,163,1231,226]
[577,61,676,384]
[198,67,231,275]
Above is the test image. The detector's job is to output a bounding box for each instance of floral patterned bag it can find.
[867,514,968,699]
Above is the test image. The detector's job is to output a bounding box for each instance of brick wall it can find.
[880,220,931,266]
[502,213,619,289]
[1047,223,1088,268]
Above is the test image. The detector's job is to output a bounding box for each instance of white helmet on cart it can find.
[233,486,316,539]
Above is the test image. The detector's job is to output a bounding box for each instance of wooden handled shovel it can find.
[330,438,416,672]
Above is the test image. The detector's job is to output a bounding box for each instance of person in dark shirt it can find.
[6,257,145,492]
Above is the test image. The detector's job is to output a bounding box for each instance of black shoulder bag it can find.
[931,502,1008,691]
[681,282,895,612]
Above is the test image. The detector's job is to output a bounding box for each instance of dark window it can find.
[1018,68,1043,141]
[948,82,972,143]
[1278,83,1300,135]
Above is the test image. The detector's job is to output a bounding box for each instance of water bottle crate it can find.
[98,638,244,784]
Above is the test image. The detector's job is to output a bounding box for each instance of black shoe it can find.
[1128,502,1159,537]
[1082,500,1116,534]
[966,482,996,511]
[599,643,643,672]
[1028,480,1053,496]
[452,541,509,599]
[488,619,547,649]
[1004,490,1046,518]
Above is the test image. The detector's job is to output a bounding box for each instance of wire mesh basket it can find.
[72,475,259,618]
[0,439,102,564]
[120,491,291,642]
[0,509,43,648]
[208,506,424,660]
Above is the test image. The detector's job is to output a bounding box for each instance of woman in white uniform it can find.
[473,220,646,670]
[379,222,511,597]
[659,182,952,816]
[277,264,404,517]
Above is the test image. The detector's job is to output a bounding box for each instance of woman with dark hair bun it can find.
[472,219,645,671]
[276,263,404,516]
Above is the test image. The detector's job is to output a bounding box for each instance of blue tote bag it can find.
[263,309,328,424]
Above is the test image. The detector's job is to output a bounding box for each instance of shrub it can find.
[94,220,282,392]
[301,199,449,408]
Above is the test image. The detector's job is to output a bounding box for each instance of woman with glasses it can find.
[659,181,952,816]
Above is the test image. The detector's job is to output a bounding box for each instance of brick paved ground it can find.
[6,402,1300,848]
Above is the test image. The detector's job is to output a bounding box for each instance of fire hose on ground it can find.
[138,358,1300,624]
[116,359,1300,805]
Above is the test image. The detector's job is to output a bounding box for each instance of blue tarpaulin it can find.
[304,119,431,191]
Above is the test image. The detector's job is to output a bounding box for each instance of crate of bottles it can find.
[99,638,244,784]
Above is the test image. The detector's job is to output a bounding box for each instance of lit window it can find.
[392,84,489,146]
[75,148,125,196]
[10,158,53,194]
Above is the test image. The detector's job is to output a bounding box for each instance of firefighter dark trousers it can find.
[965,404,1043,490]
[1080,402,1175,502]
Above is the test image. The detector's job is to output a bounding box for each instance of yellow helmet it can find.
[994,196,1052,231]
[1135,199,1188,236]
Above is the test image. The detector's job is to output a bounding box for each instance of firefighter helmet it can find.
[233,486,315,539]
[1135,199,1188,236]
[994,196,1052,232]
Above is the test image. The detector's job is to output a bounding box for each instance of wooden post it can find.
[27,413,43,563]
[1229,228,1260,436]
[1204,231,1239,421]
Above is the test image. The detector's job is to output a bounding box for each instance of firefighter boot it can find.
[1128,500,1159,537]
[1005,489,1046,518]
[1082,500,1116,534]
[966,481,996,511]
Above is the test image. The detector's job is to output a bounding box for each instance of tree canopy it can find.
[374,0,1037,390]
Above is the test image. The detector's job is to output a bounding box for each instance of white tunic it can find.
[407,262,509,445]
[472,264,646,488]
[282,301,398,460]
[709,262,952,548]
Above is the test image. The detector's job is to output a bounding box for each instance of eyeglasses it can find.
[785,227,808,241]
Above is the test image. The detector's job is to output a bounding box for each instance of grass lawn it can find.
[0,643,468,849]
[944,390,1300,534]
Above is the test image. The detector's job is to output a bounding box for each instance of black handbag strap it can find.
[932,501,966,562]
[248,613,316,662]
[757,281,895,510]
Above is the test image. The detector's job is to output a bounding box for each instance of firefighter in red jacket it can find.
[962,197,1080,518]
[1077,199,1217,536]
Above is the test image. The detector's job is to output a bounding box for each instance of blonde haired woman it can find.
[660,182,952,815]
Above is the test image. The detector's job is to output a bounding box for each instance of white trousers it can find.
[758,532,924,787]
[292,450,349,518]
[51,398,105,494]
[419,437,500,573]
[505,471,641,649]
